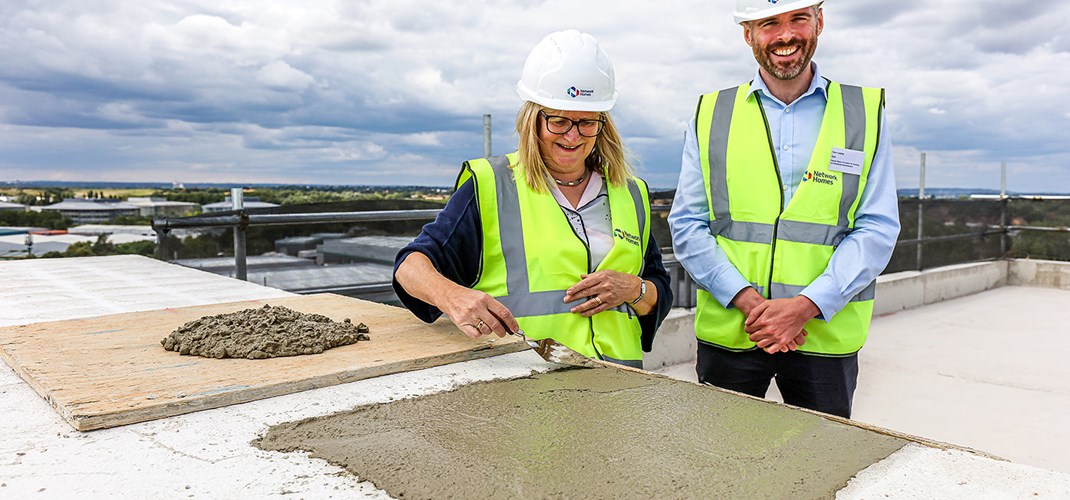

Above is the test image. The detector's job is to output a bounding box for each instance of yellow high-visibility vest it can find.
[456,152,651,366]
[695,81,884,355]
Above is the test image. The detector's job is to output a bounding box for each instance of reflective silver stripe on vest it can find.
[707,87,738,233]
[497,291,606,316]
[711,220,775,244]
[626,178,647,254]
[777,219,850,247]
[600,355,643,369]
[490,155,527,297]
[770,280,875,302]
[839,84,865,230]
[490,156,630,317]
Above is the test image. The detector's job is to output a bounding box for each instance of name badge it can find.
[829,147,864,175]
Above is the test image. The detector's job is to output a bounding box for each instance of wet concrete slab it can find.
[257,366,908,499]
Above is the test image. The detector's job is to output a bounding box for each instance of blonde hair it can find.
[513,100,634,192]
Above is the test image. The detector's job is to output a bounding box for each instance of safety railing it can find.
[152,197,1069,310]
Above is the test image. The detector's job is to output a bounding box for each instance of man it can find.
[668,0,900,419]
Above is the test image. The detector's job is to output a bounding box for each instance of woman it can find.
[392,30,672,368]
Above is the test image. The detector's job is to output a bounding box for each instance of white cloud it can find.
[0,0,1068,191]
[256,61,314,90]
[397,132,443,147]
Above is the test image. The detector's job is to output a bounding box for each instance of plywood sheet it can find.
[0,294,527,431]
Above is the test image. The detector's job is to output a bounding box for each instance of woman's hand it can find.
[438,286,520,339]
[395,252,520,339]
[563,270,644,317]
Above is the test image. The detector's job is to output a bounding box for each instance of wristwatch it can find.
[630,279,647,306]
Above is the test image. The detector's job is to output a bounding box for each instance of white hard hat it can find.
[734,0,823,25]
[516,29,617,112]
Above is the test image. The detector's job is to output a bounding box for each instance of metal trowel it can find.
[508,329,596,367]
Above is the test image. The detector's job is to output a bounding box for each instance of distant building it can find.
[274,233,347,256]
[243,263,397,303]
[68,225,157,238]
[175,254,315,274]
[316,236,413,265]
[175,254,397,304]
[39,199,140,224]
[0,201,26,211]
[67,224,201,241]
[201,196,279,213]
[0,231,154,258]
[125,197,199,217]
[0,226,47,237]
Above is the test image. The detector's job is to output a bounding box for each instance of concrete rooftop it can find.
[2,255,1070,498]
[657,284,1070,474]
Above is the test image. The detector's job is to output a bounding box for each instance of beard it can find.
[751,35,817,81]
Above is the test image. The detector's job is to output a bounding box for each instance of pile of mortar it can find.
[161,304,369,359]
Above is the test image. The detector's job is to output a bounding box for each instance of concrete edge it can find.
[874,258,1070,316]
[838,443,1070,499]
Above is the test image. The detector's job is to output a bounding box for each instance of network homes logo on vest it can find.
[802,170,837,186]
[613,228,641,246]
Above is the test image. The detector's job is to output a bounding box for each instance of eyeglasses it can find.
[539,110,605,137]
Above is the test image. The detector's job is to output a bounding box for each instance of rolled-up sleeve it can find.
[392,180,482,323]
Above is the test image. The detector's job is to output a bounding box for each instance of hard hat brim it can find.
[734,0,823,24]
[517,82,617,112]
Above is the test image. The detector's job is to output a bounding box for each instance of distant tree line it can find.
[1006,199,1070,261]
[149,188,228,205]
[147,186,445,207]
[0,210,70,230]
[82,191,123,200]
[886,198,1070,272]
[6,188,74,206]
[36,235,155,259]
[251,189,422,205]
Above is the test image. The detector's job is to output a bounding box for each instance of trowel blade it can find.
[510,330,596,367]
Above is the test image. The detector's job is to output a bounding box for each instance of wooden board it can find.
[0,294,528,431]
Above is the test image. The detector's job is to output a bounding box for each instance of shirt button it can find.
[782,144,790,151]
[782,184,788,191]
[785,107,791,114]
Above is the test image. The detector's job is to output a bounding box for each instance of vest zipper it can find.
[756,100,784,299]
[557,203,603,361]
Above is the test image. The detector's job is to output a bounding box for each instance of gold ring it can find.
[593,296,603,306]
[476,319,486,331]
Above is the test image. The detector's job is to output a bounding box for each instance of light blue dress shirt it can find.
[668,62,901,321]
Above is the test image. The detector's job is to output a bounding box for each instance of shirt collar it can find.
[549,170,604,210]
[746,61,828,106]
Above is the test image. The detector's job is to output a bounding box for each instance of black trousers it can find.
[696,342,859,419]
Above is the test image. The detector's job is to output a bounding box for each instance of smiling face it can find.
[744,6,823,82]
[537,109,600,176]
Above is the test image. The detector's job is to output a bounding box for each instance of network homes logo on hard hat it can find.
[567,86,595,99]
[767,0,778,4]
[802,170,836,186]
[614,228,641,246]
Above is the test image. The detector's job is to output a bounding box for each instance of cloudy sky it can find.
[1,0,1067,191]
